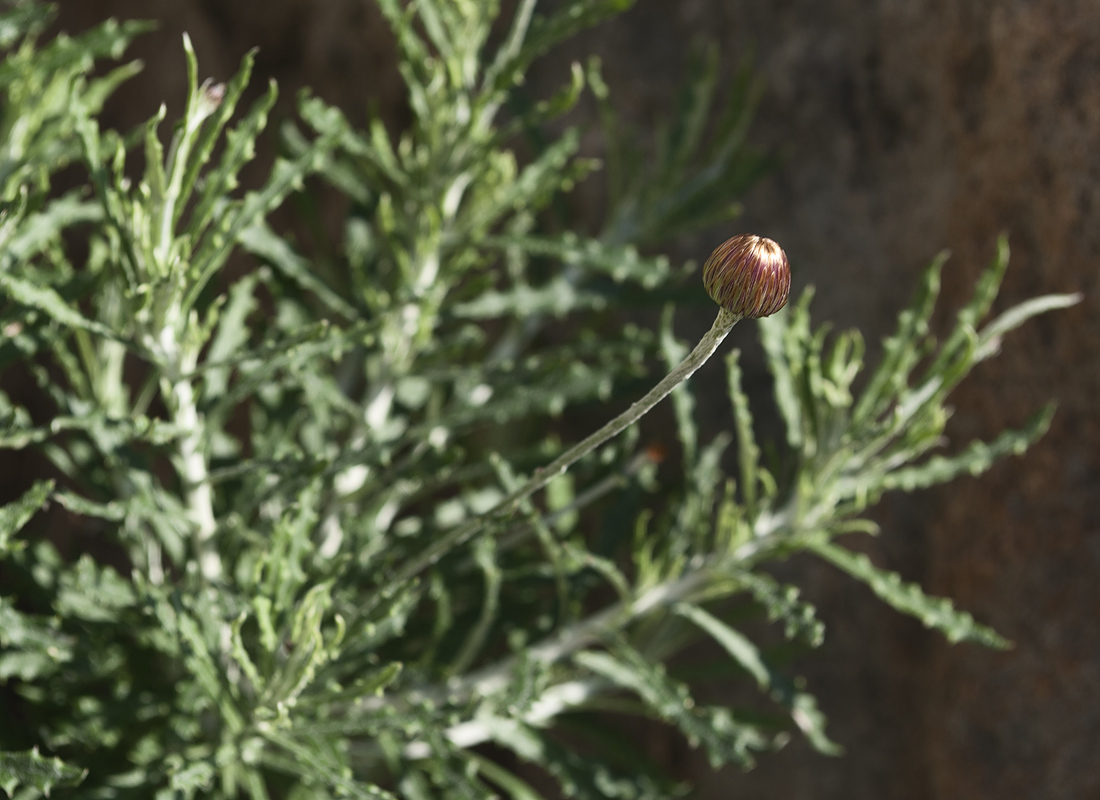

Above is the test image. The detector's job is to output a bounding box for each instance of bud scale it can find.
[702,234,791,318]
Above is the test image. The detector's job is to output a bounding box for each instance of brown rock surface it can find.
[44,1,1100,798]
[552,2,1098,798]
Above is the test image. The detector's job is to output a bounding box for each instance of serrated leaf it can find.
[451,277,606,319]
[737,572,824,648]
[758,299,804,449]
[264,582,340,709]
[239,222,357,319]
[478,715,671,800]
[0,194,100,265]
[811,540,1009,648]
[673,602,838,754]
[875,405,1053,493]
[479,233,672,289]
[0,479,52,552]
[725,350,761,516]
[674,603,768,688]
[851,253,944,427]
[575,644,771,769]
[465,753,543,800]
[0,272,119,341]
[168,760,215,797]
[0,748,86,797]
[261,730,397,800]
[54,555,136,622]
[51,490,128,522]
[974,292,1082,362]
[0,598,74,681]
[185,143,335,312]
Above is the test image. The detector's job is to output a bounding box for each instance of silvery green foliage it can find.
[0,1,1079,798]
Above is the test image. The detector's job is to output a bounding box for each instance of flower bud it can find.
[702,234,791,318]
[197,79,226,119]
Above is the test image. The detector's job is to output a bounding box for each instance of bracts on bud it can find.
[702,234,791,319]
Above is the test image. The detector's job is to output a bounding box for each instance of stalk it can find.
[159,322,220,581]
[373,568,714,760]
[170,376,219,580]
[365,308,741,611]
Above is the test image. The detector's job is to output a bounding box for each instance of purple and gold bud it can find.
[702,234,791,318]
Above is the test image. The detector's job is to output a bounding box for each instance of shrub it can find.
[0,1,1079,797]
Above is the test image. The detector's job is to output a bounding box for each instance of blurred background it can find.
[47,1,1099,797]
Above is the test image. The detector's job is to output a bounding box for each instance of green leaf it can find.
[738,572,824,648]
[725,350,761,517]
[0,598,74,681]
[461,131,581,235]
[262,730,397,800]
[673,602,839,754]
[202,271,261,401]
[875,405,1053,493]
[167,759,215,799]
[0,749,86,797]
[0,479,52,553]
[974,292,1082,362]
[758,297,805,449]
[478,233,672,289]
[51,490,128,522]
[263,582,341,709]
[478,715,672,800]
[185,139,336,313]
[0,5,52,48]
[496,0,636,90]
[0,272,119,341]
[851,252,944,427]
[182,49,265,234]
[575,643,772,768]
[811,540,1009,648]
[0,194,100,265]
[239,222,357,318]
[674,603,768,688]
[466,753,544,800]
[450,277,606,319]
[55,555,136,623]
[921,237,1009,386]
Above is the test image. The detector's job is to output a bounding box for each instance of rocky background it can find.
[50,2,1100,798]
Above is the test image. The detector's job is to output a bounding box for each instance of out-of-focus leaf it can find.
[812,540,1009,648]
[0,749,86,797]
[0,479,51,552]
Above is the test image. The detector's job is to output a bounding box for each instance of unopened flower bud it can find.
[702,234,791,318]
[197,79,226,119]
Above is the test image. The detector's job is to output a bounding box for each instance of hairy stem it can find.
[158,319,220,581]
[170,375,220,581]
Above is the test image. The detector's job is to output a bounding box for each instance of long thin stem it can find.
[364,307,740,612]
[455,448,657,575]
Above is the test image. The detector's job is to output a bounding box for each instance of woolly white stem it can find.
[171,375,221,580]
